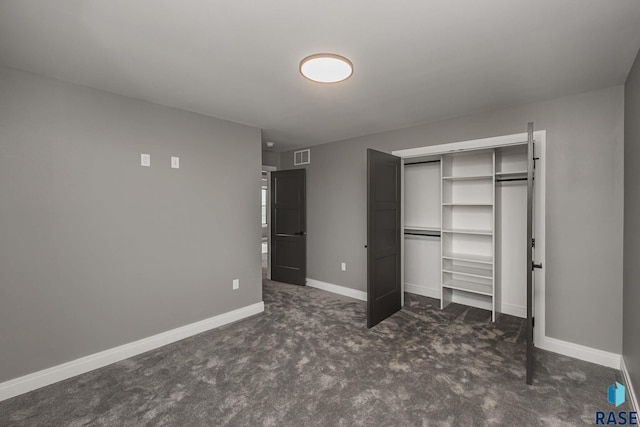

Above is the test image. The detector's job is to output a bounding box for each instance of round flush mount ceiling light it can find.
[299,54,353,83]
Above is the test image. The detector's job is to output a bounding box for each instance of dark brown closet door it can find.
[367,149,402,328]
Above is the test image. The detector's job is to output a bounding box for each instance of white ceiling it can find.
[1,1,639,152]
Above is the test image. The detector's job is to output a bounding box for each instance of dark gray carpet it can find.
[0,280,628,426]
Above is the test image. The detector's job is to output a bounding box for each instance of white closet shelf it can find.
[441,174,493,181]
[442,265,493,279]
[442,253,493,264]
[495,171,527,177]
[442,203,493,206]
[441,228,493,236]
[404,225,441,232]
[442,279,493,296]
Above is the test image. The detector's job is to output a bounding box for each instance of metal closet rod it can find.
[496,177,530,182]
[404,160,441,166]
[404,232,441,237]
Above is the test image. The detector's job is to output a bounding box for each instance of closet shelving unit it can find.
[400,142,531,322]
[440,150,497,320]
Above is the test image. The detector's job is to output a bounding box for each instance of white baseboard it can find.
[306,278,367,301]
[404,283,440,299]
[536,335,621,370]
[500,303,526,319]
[0,301,264,402]
[621,356,639,412]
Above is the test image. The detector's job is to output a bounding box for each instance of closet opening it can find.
[401,146,533,321]
[367,125,546,384]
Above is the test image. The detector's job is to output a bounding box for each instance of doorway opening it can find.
[262,166,277,280]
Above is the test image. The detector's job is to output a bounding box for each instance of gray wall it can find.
[624,50,640,399]
[282,86,624,354]
[0,67,263,382]
[262,150,281,169]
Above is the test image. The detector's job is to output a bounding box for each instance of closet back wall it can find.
[281,85,624,354]
[0,66,263,383]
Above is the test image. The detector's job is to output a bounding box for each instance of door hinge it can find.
[532,317,535,328]
[532,262,543,270]
[532,238,535,248]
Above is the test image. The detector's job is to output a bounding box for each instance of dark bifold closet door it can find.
[367,149,402,328]
[271,169,306,286]
[526,122,535,385]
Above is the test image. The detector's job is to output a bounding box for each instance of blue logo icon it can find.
[608,382,626,407]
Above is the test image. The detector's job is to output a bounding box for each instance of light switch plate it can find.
[141,153,151,167]
[341,262,346,271]
[171,156,179,169]
[233,279,239,290]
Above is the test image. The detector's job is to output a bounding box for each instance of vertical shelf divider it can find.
[491,150,496,321]
[440,155,448,309]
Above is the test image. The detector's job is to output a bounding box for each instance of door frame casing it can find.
[391,130,546,347]
[262,165,277,280]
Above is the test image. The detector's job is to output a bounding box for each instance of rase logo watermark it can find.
[609,382,626,407]
[595,382,638,425]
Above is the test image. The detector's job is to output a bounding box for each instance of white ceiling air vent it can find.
[294,149,310,166]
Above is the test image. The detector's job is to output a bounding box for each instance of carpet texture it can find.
[0,280,628,426]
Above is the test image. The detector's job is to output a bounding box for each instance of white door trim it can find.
[392,132,530,159]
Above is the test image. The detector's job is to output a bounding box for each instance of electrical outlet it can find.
[341,262,346,271]
[171,156,179,169]
[233,279,239,290]
[141,153,151,167]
